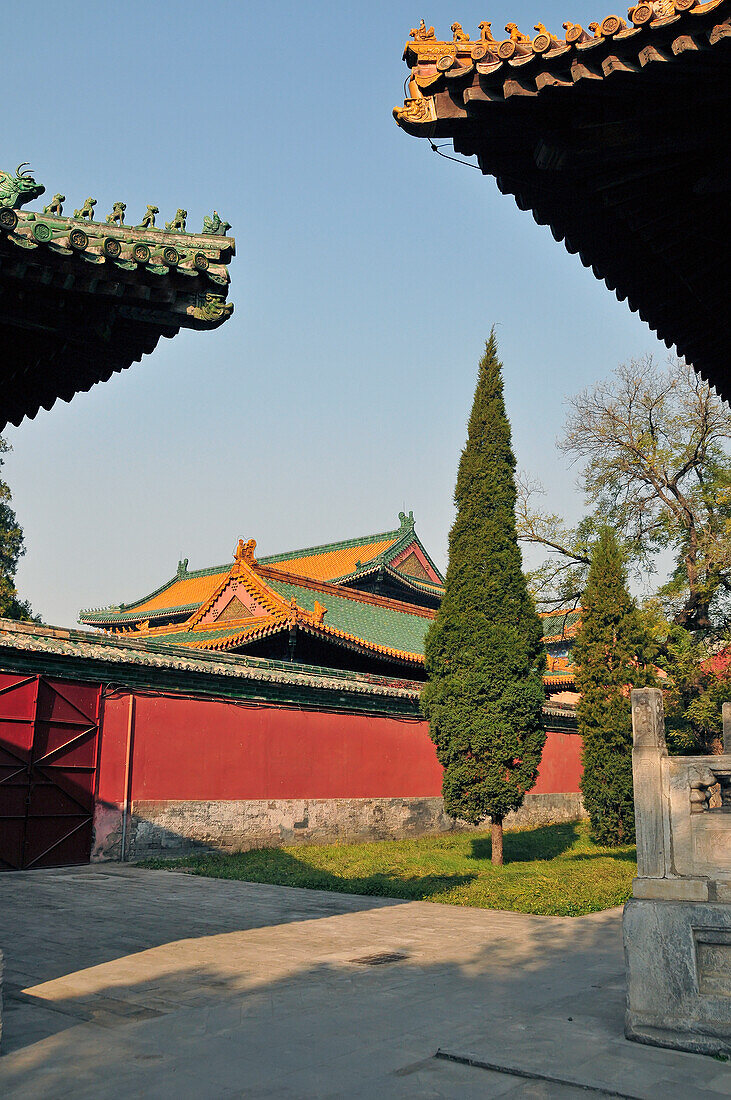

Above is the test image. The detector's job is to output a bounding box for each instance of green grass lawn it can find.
[141,821,636,916]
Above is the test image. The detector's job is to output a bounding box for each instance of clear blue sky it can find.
[5,1,659,628]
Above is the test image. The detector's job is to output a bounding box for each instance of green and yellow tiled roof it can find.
[79,516,579,678]
[137,568,433,666]
[265,575,431,657]
[80,512,443,627]
[259,510,444,587]
[80,563,232,625]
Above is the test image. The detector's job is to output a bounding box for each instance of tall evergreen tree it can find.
[421,332,546,865]
[575,526,654,845]
[0,437,37,621]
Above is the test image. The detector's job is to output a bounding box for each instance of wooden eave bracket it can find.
[535,71,574,91]
[602,54,640,75]
[503,78,538,97]
[464,85,504,107]
[638,44,672,64]
[709,19,731,43]
[570,58,604,80]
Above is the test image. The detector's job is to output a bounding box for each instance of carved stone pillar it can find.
[631,688,667,878]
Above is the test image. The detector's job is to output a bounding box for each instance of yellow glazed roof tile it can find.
[128,571,229,614]
[269,538,399,582]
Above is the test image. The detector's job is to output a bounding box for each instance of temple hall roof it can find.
[89,542,435,669]
[80,513,444,628]
[394,1,731,399]
[79,516,579,685]
[0,172,235,428]
[258,511,444,586]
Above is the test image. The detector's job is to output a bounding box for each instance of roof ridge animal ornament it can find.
[165,208,187,232]
[0,164,45,210]
[202,210,231,236]
[478,21,496,41]
[587,17,628,38]
[533,22,560,46]
[505,22,532,42]
[562,20,585,41]
[106,201,126,226]
[409,19,435,40]
[139,204,158,229]
[42,193,65,216]
[74,197,97,220]
[451,22,470,42]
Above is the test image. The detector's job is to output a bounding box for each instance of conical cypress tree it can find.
[575,526,655,846]
[421,332,546,865]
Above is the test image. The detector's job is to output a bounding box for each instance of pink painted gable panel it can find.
[197,579,270,626]
[389,540,443,585]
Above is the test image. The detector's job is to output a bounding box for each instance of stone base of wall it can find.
[505,792,586,830]
[624,897,731,1055]
[92,793,586,862]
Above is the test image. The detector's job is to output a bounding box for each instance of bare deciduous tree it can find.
[518,357,731,634]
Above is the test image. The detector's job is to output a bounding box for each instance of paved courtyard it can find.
[0,865,729,1098]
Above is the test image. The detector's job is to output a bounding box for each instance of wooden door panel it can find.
[0,675,100,870]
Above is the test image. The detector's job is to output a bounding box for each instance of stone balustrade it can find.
[624,688,731,1055]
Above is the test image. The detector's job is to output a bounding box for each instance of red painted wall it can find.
[530,730,584,795]
[97,690,583,804]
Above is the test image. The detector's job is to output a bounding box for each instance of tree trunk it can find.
[491,817,504,866]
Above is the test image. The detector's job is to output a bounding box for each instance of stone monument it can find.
[624,688,731,1054]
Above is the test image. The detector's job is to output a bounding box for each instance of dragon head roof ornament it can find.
[0,165,45,210]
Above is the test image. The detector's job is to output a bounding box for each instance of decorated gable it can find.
[204,585,269,625]
[389,541,442,584]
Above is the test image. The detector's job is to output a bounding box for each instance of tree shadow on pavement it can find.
[1,896,704,1100]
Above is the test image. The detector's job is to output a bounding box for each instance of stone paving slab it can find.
[0,864,729,1097]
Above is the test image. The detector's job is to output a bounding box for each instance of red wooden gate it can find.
[0,672,101,870]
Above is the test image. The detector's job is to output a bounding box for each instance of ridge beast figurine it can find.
[0,164,45,210]
[202,210,231,236]
[43,193,65,216]
[106,201,126,226]
[139,204,158,229]
[165,208,187,232]
[74,197,97,220]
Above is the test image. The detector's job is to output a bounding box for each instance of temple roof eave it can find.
[334,561,445,594]
[1,188,236,429]
[394,1,731,400]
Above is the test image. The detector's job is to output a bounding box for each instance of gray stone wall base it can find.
[91,792,585,863]
[504,793,586,830]
[623,897,731,1055]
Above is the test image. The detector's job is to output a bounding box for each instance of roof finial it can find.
[399,510,415,529]
[177,557,189,577]
[233,537,258,567]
